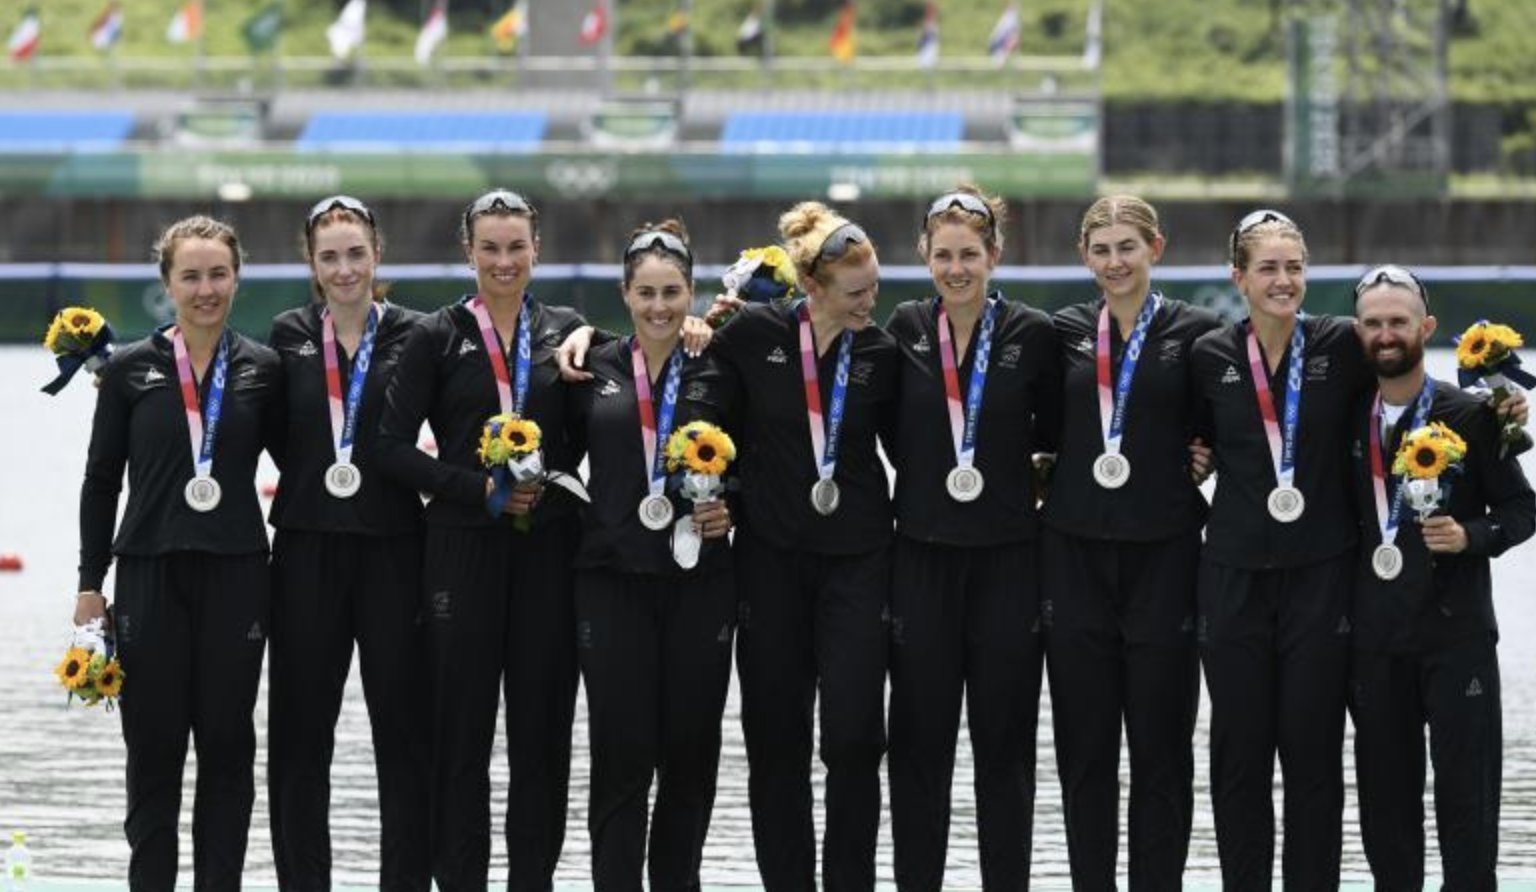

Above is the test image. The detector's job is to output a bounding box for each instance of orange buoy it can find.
[0,554,23,572]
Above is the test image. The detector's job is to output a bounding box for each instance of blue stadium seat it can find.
[719,111,964,153]
[295,111,547,153]
[0,111,135,153]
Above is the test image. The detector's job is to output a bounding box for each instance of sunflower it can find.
[93,659,125,700]
[54,647,93,691]
[498,416,541,455]
[1456,323,1492,370]
[1394,423,1468,479]
[42,307,105,355]
[665,421,737,475]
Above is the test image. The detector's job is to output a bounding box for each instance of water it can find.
[2,345,1535,888]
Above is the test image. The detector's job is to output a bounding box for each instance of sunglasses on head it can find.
[463,190,533,234]
[925,192,995,228]
[1228,208,1295,257]
[809,222,868,275]
[306,195,374,232]
[624,230,691,263]
[1354,264,1429,305]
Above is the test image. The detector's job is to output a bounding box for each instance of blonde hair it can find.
[1078,194,1161,249]
[1231,219,1308,272]
[153,215,243,282]
[920,183,1007,256]
[779,201,873,286]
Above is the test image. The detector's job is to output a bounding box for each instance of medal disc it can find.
[1092,453,1131,489]
[1371,543,1403,581]
[638,493,675,531]
[1267,485,1305,523]
[945,465,984,502]
[810,478,841,516]
[325,461,362,499]
[184,476,222,512]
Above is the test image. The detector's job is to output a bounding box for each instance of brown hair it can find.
[622,218,693,289]
[1078,194,1161,249]
[153,215,242,283]
[779,201,874,287]
[303,205,388,302]
[920,183,1007,256]
[1231,218,1308,272]
[460,189,539,244]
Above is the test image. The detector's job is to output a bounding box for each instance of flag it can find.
[1082,0,1102,69]
[987,2,1019,64]
[829,2,854,62]
[579,2,607,46]
[735,4,763,54]
[414,0,447,65]
[915,2,938,69]
[6,7,40,62]
[327,0,366,59]
[489,0,526,53]
[166,0,203,44]
[88,3,123,52]
[242,3,283,53]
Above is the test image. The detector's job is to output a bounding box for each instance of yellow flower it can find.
[42,307,105,355]
[54,647,93,691]
[94,659,124,700]
[1393,423,1467,479]
[741,245,798,290]
[666,421,736,475]
[1456,323,1492,370]
[498,416,541,455]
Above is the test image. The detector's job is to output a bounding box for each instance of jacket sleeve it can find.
[78,358,131,592]
[1463,406,1536,558]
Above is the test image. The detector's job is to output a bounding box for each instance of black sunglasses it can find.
[306,195,375,232]
[624,230,691,262]
[809,222,868,275]
[1354,264,1429,306]
[925,192,995,228]
[1228,208,1295,258]
[462,189,534,235]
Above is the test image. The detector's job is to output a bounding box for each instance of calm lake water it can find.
[2,345,1534,888]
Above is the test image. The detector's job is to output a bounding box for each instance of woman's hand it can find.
[556,325,596,382]
[680,316,714,357]
[73,591,108,627]
[1496,390,1529,427]
[703,294,746,328]
[1188,437,1214,485]
[692,498,732,540]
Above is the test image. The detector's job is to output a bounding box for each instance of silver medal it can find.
[184,476,222,512]
[1267,485,1305,523]
[1092,452,1130,489]
[325,461,362,499]
[945,465,984,502]
[638,493,675,531]
[1371,543,1403,581]
[810,478,841,516]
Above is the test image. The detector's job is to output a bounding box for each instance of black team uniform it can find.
[265,302,431,891]
[1189,314,1370,890]
[1348,379,1534,891]
[701,302,897,892]
[569,339,736,892]
[884,295,1061,891]
[78,327,283,891]
[1040,295,1221,891]
[376,296,587,892]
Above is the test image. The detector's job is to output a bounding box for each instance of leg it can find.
[1426,638,1501,892]
[115,556,193,892]
[815,547,890,892]
[188,553,270,891]
[353,533,432,892]
[734,532,818,892]
[887,538,966,892]
[267,530,356,892]
[576,569,659,892]
[1350,649,1427,891]
[1197,559,1277,892]
[649,566,737,892]
[965,541,1041,892]
[502,517,580,892]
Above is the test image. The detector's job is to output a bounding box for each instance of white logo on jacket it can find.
[459,339,478,356]
[766,346,788,365]
[144,367,166,384]
[598,379,621,397]
[1220,364,1241,384]
[911,334,930,354]
[298,340,318,357]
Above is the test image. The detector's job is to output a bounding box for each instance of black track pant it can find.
[575,566,737,892]
[1198,552,1352,892]
[114,551,270,892]
[888,536,1042,892]
[1039,527,1200,892]
[268,529,431,892]
[420,517,580,892]
[1350,636,1502,892]
[734,531,890,892]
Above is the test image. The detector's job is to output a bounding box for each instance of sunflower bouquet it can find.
[1393,421,1469,521]
[710,244,798,328]
[53,617,124,710]
[41,306,115,395]
[665,420,737,503]
[1454,319,1534,454]
[477,412,589,523]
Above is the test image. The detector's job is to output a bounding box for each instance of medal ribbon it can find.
[171,326,230,484]
[1368,377,1435,547]
[322,304,381,467]
[466,295,532,414]
[631,338,685,497]
[1096,294,1161,456]
[798,302,855,483]
[937,296,998,470]
[1245,315,1307,491]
